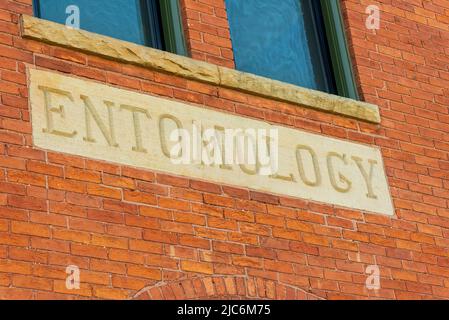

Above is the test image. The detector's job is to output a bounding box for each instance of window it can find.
[225,0,358,99]
[33,0,186,55]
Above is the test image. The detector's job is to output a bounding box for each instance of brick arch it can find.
[132,276,324,300]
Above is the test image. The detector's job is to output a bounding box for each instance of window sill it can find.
[20,15,380,124]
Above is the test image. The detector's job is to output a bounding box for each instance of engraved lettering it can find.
[327,152,352,193]
[120,104,151,153]
[202,127,223,166]
[30,69,394,216]
[352,156,378,199]
[236,129,258,176]
[214,125,232,170]
[159,114,183,159]
[296,144,321,187]
[39,86,77,138]
[80,95,118,147]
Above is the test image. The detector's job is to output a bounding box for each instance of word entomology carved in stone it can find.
[29,68,394,215]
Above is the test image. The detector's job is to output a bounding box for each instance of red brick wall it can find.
[180,0,234,68]
[0,0,448,299]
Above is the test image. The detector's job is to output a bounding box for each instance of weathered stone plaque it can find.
[29,68,394,215]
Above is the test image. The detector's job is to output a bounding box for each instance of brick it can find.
[109,248,144,264]
[87,184,121,199]
[93,287,130,300]
[9,247,47,264]
[224,209,254,222]
[156,174,189,187]
[256,214,285,227]
[7,170,45,186]
[87,209,123,224]
[103,200,137,214]
[190,180,221,193]
[71,244,108,259]
[160,221,193,234]
[207,216,237,230]
[181,261,213,275]
[53,228,90,244]
[66,192,101,208]
[0,260,32,275]
[143,230,178,244]
[53,281,92,297]
[158,197,190,211]
[121,167,155,181]
[49,202,86,218]
[236,223,268,237]
[174,211,206,225]
[203,194,234,208]
[272,228,301,241]
[136,182,167,196]
[91,234,128,249]
[235,199,267,213]
[111,275,147,290]
[228,232,259,245]
[170,187,201,201]
[90,259,126,275]
[31,238,69,253]
[65,167,101,183]
[140,206,172,220]
[49,177,85,193]
[103,174,135,189]
[0,181,26,195]
[11,221,49,238]
[124,190,156,204]
[179,234,210,249]
[127,265,161,280]
[81,270,110,286]
[106,224,141,239]
[129,239,163,254]
[250,191,279,204]
[7,146,45,160]
[192,203,223,217]
[125,215,159,230]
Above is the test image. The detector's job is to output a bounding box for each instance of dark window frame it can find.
[225,0,359,100]
[302,0,338,95]
[320,0,359,100]
[32,0,187,55]
[302,0,359,99]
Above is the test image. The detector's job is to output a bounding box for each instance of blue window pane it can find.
[36,0,147,45]
[226,0,331,92]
